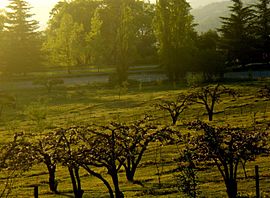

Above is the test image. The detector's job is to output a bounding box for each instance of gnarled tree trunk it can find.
[68,167,84,198]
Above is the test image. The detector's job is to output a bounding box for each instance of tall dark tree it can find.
[93,0,156,69]
[3,0,42,74]
[154,0,197,82]
[99,0,137,84]
[219,0,256,66]
[254,0,270,62]
[86,8,104,68]
[133,2,157,65]
[99,0,122,65]
[195,30,225,81]
[115,1,136,83]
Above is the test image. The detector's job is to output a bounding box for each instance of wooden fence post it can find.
[255,165,260,198]
[34,186,38,198]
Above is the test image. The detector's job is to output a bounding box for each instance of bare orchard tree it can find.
[33,133,59,193]
[188,120,269,198]
[113,117,176,182]
[156,94,190,125]
[0,133,36,172]
[189,84,237,121]
[40,120,178,198]
[47,125,124,198]
[79,124,126,198]
[54,127,85,198]
[0,133,36,197]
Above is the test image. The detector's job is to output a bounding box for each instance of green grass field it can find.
[0,78,270,197]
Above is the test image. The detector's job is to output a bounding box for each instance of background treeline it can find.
[0,0,269,83]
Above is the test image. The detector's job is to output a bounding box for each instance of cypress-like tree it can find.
[3,0,41,74]
[115,1,136,83]
[254,0,270,62]
[99,0,137,84]
[219,0,256,66]
[154,0,197,82]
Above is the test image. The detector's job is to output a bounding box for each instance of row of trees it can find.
[156,84,237,124]
[156,0,270,81]
[157,83,270,126]
[0,115,268,198]
[0,118,176,198]
[43,0,158,82]
[0,0,269,82]
[219,0,270,66]
[0,84,270,197]
[0,0,157,83]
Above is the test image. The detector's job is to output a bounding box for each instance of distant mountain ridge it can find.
[187,0,225,8]
[192,0,256,32]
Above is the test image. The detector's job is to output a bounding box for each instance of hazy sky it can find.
[0,0,58,28]
[0,0,225,29]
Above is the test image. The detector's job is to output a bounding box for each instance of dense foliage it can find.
[0,0,269,81]
[154,0,197,81]
[43,0,156,83]
[219,0,270,66]
[1,0,42,74]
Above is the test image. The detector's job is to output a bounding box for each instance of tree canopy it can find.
[154,0,197,81]
[2,0,42,74]
[1,0,270,79]
[219,0,256,65]
[44,0,157,83]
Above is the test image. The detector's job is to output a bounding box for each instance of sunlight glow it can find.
[0,1,8,9]
[0,0,59,29]
[0,0,225,29]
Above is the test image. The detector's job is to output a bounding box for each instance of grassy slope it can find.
[0,79,270,197]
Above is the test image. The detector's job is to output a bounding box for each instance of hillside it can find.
[188,0,225,8]
[192,1,231,32]
[192,0,256,33]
